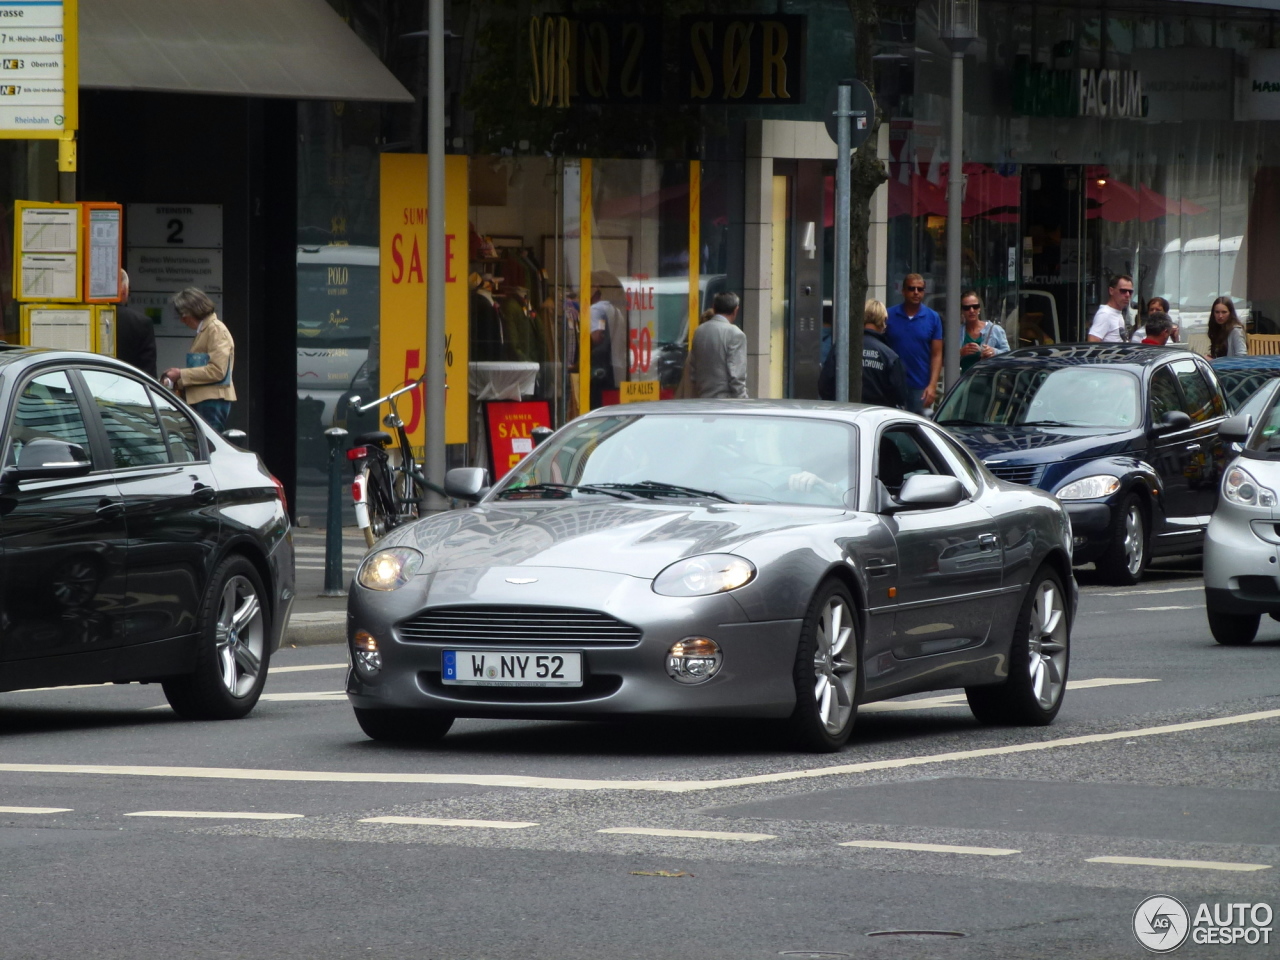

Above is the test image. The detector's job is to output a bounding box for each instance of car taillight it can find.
[269,474,288,514]
[352,473,366,504]
[347,445,369,461]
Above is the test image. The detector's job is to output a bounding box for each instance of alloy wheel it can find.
[1124,504,1144,577]
[214,575,265,698]
[812,596,858,735]
[1027,580,1068,710]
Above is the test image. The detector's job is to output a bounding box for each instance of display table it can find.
[468,361,539,400]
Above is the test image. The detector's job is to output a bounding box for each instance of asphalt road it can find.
[2,560,1278,960]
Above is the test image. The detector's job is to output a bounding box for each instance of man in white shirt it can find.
[1087,274,1135,342]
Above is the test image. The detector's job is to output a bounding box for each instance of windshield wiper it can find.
[592,481,736,503]
[496,482,638,501]
[1019,420,1078,427]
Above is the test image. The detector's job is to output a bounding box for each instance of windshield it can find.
[937,366,1140,429]
[494,414,857,507]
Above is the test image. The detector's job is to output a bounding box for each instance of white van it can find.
[296,245,378,425]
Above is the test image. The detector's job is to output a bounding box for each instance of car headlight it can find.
[1224,465,1277,508]
[1055,475,1121,500]
[653,554,756,597]
[356,547,424,591]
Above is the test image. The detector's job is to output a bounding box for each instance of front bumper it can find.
[1204,504,1280,613]
[267,532,296,654]
[346,566,800,720]
[1063,502,1112,563]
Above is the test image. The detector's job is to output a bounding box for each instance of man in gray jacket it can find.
[687,291,748,399]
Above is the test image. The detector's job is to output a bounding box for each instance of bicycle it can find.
[345,376,448,547]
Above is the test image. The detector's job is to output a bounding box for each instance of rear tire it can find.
[967,566,1070,726]
[362,465,396,548]
[1096,495,1147,586]
[163,555,271,720]
[1206,608,1259,646]
[354,707,454,743]
[785,580,861,753]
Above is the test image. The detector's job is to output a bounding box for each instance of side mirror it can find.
[1218,414,1253,442]
[887,474,967,512]
[531,426,554,447]
[444,467,490,502]
[1153,410,1192,434]
[2,438,92,484]
[222,428,248,446]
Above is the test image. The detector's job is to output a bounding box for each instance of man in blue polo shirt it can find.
[884,273,943,414]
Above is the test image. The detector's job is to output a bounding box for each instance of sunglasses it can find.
[905,285,925,292]
[962,304,981,311]
[1116,289,1134,295]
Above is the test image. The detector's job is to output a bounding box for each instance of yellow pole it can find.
[687,160,701,355]
[579,158,593,415]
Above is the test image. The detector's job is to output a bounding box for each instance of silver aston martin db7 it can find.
[346,400,1076,752]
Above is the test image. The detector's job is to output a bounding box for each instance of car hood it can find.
[948,425,1142,466]
[380,499,848,578]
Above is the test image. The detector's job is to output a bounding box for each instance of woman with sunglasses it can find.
[958,290,1010,372]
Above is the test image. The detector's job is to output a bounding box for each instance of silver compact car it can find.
[1204,392,1280,644]
[346,401,1076,752]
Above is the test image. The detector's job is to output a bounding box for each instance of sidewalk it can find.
[283,524,368,646]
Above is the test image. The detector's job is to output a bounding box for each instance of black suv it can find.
[936,344,1226,585]
[0,346,294,718]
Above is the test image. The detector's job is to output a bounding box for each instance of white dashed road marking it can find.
[259,692,347,702]
[124,811,305,821]
[269,664,347,674]
[839,840,1020,856]
[361,817,538,829]
[2,709,1277,793]
[0,806,71,814]
[1088,585,1200,597]
[1087,856,1272,872]
[863,677,1158,712]
[598,827,775,842]
[1132,605,1202,612]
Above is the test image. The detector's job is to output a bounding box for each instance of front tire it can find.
[163,555,270,720]
[354,707,454,743]
[967,567,1070,726]
[785,580,861,752]
[1096,494,1147,585]
[1206,608,1259,646]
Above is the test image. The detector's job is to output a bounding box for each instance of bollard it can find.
[322,427,349,597]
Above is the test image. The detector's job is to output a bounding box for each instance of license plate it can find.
[442,650,583,687]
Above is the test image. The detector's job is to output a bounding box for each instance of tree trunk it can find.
[845,0,889,404]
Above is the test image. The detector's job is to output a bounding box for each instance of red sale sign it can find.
[485,401,552,480]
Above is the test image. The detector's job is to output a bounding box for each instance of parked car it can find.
[346,400,1076,752]
[1211,355,1280,413]
[935,343,1228,585]
[0,345,294,718]
[1204,396,1280,645]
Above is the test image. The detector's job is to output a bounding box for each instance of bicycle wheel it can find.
[362,464,397,548]
[392,465,422,524]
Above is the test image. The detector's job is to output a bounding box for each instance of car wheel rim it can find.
[1124,505,1144,576]
[812,596,857,735]
[214,575,265,699]
[1027,580,1068,711]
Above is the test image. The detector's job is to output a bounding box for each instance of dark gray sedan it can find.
[346,401,1075,751]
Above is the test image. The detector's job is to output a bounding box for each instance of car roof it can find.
[582,397,928,428]
[0,344,145,374]
[979,342,1188,370]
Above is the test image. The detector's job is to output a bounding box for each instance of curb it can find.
[284,611,346,647]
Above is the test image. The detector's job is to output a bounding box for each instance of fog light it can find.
[665,637,722,684]
[353,630,382,675]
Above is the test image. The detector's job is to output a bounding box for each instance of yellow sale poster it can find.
[379,153,469,446]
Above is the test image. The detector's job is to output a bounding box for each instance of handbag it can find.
[186,352,232,386]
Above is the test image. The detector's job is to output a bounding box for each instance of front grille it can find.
[397,605,643,645]
[986,463,1043,486]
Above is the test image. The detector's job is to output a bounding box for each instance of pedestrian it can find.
[883,274,942,414]
[1144,296,1176,343]
[958,290,1010,372]
[819,299,907,408]
[161,287,235,432]
[1086,274,1134,343]
[114,268,156,378]
[1207,296,1247,358]
[686,291,748,399]
[1138,312,1175,346]
[588,285,624,407]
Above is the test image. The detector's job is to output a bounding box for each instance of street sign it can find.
[824,79,876,151]
[0,0,77,138]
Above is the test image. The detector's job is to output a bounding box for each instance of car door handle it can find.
[979,533,1000,550]
[96,499,125,520]
[865,562,897,577]
[192,483,216,504]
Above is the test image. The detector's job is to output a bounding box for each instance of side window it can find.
[928,429,981,494]
[80,368,169,468]
[1149,367,1182,423]
[1171,359,1218,423]
[878,426,942,496]
[4,369,91,466]
[150,388,202,463]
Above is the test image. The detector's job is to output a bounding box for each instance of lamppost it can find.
[939,0,978,400]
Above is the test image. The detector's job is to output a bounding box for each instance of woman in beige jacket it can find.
[162,287,236,432]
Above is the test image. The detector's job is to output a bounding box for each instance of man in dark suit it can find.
[116,268,157,378]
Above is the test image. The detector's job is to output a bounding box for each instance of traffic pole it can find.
[322,427,349,597]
